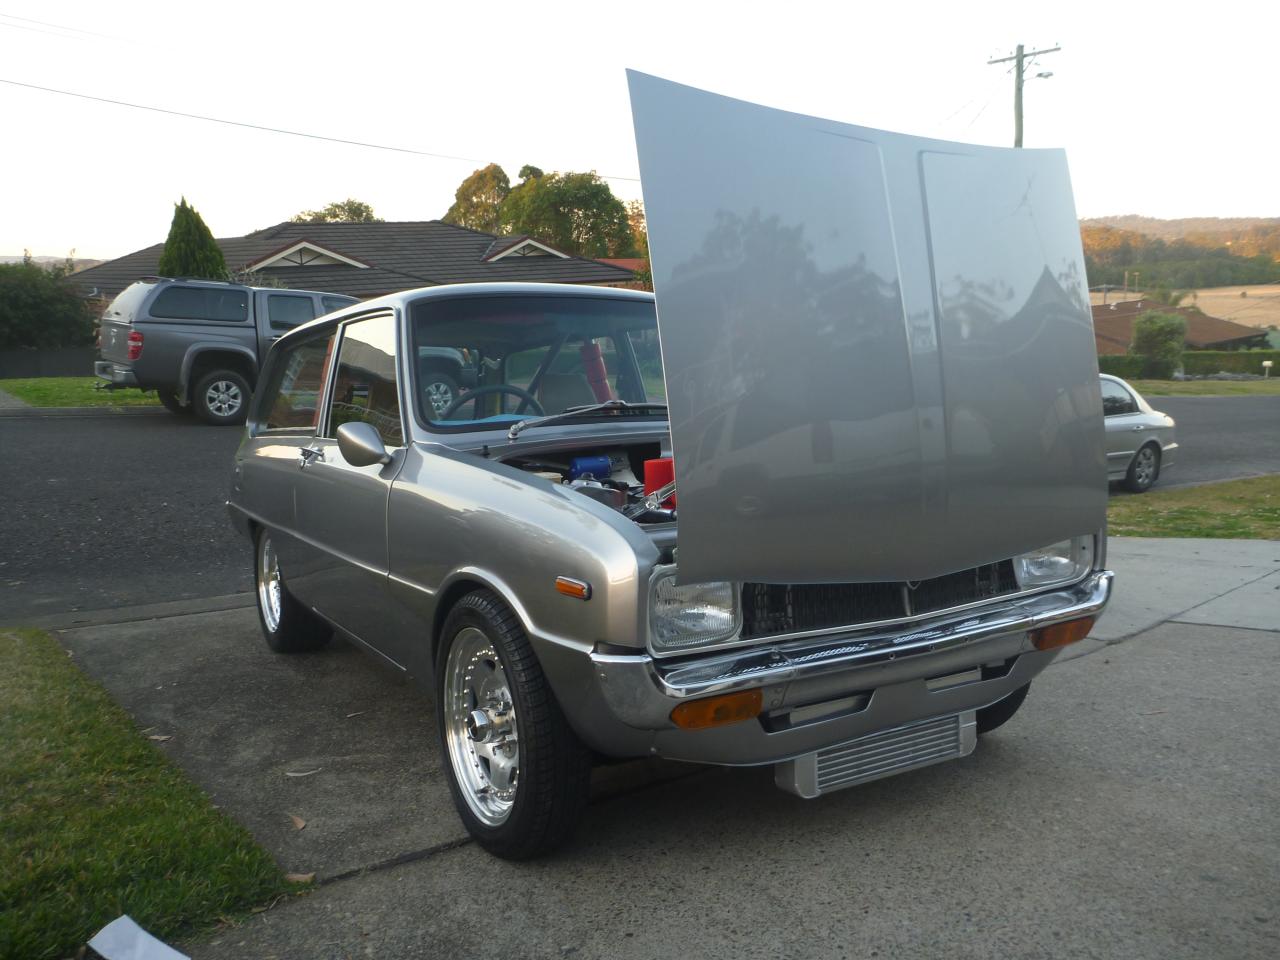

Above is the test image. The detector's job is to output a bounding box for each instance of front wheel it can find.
[254,530,331,653]
[436,590,591,859]
[193,369,251,426]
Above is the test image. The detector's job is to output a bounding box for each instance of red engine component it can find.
[643,457,676,506]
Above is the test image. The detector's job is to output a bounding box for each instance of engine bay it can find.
[502,444,677,524]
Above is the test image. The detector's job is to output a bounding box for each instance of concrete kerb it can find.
[0,405,169,418]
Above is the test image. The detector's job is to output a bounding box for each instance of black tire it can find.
[192,369,251,426]
[156,389,190,415]
[1124,443,1161,493]
[436,590,591,860]
[421,371,461,419]
[254,529,331,654]
[976,682,1031,735]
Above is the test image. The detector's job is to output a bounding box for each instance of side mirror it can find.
[336,421,391,467]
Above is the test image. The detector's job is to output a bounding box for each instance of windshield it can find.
[410,295,665,429]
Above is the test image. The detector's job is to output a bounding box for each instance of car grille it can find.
[740,560,1020,639]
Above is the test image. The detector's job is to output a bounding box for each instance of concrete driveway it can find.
[44,538,1279,960]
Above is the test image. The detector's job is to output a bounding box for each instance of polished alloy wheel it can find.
[1134,447,1156,486]
[425,381,454,417]
[257,535,282,633]
[444,626,519,826]
[206,380,243,418]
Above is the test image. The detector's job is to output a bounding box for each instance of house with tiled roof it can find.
[1091,299,1269,355]
[71,221,634,301]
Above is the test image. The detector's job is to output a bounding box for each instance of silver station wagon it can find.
[228,73,1114,858]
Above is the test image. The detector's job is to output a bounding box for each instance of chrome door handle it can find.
[1132,425,1146,431]
[298,447,324,468]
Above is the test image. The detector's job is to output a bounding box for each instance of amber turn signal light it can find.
[670,689,763,730]
[554,577,591,600]
[1031,616,1095,651]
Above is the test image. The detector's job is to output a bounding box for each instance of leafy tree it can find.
[499,167,633,258]
[442,164,510,233]
[156,198,228,280]
[1130,311,1186,379]
[0,260,94,349]
[1144,287,1192,307]
[290,198,383,223]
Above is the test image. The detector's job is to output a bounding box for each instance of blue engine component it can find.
[568,455,612,481]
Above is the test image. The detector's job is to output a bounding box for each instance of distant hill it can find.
[0,255,105,273]
[1081,216,1280,259]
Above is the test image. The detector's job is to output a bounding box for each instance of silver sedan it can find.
[1101,374,1178,492]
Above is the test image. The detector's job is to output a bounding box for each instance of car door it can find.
[234,327,338,569]
[1101,378,1143,475]
[256,292,320,357]
[289,311,409,663]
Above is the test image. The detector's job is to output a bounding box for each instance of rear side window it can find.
[266,294,317,331]
[260,334,336,432]
[150,286,248,322]
[1101,379,1138,416]
[322,295,355,315]
[327,314,403,447]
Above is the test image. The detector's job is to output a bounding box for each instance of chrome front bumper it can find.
[582,571,1112,766]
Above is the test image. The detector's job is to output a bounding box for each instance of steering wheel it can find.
[438,384,545,420]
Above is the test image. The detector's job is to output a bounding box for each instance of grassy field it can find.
[0,376,161,407]
[1109,475,1280,539]
[1129,378,1280,396]
[0,629,294,959]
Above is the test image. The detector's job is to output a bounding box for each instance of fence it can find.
[0,348,97,378]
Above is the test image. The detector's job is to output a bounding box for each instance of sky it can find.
[2,0,1276,260]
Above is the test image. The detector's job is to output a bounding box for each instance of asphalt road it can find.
[0,412,248,622]
[1155,395,1280,487]
[2,395,1276,622]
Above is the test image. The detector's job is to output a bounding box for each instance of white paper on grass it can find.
[88,915,190,960]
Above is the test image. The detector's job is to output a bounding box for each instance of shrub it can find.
[1181,349,1280,376]
[0,261,95,349]
[1098,355,1146,379]
[1130,311,1186,378]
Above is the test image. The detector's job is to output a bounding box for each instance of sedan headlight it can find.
[648,570,741,655]
[1012,537,1094,590]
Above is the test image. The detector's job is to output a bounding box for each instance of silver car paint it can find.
[1101,374,1178,482]
[627,71,1107,585]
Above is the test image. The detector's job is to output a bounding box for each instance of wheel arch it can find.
[180,345,259,399]
[430,568,538,670]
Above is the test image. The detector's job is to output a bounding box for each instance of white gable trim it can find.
[487,238,570,261]
[246,240,369,271]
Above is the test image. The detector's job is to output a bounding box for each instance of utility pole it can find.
[988,44,1061,147]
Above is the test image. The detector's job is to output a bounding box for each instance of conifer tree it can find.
[157,198,228,279]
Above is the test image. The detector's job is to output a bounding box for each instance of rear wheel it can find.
[157,389,189,415]
[193,369,250,426]
[436,590,591,859]
[976,682,1031,735]
[1124,443,1161,493]
[421,372,460,419]
[254,530,330,653]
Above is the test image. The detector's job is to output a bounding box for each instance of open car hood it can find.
[628,71,1106,585]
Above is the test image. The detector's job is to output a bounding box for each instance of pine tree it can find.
[157,198,228,280]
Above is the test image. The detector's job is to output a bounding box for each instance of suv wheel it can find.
[422,372,460,419]
[254,530,331,653]
[193,370,251,426]
[156,389,189,415]
[437,590,591,859]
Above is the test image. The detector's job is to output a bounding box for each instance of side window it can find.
[322,295,354,315]
[1101,380,1138,417]
[150,286,248,322]
[327,315,403,447]
[266,294,317,331]
[261,334,336,432]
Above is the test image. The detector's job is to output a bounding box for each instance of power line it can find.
[0,76,642,183]
[0,11,114,39]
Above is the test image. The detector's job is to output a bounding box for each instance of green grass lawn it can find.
[1109,475,1280,539]
[0,629,294,960]
[1129,378,1280,396]
[0,377,161,407]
